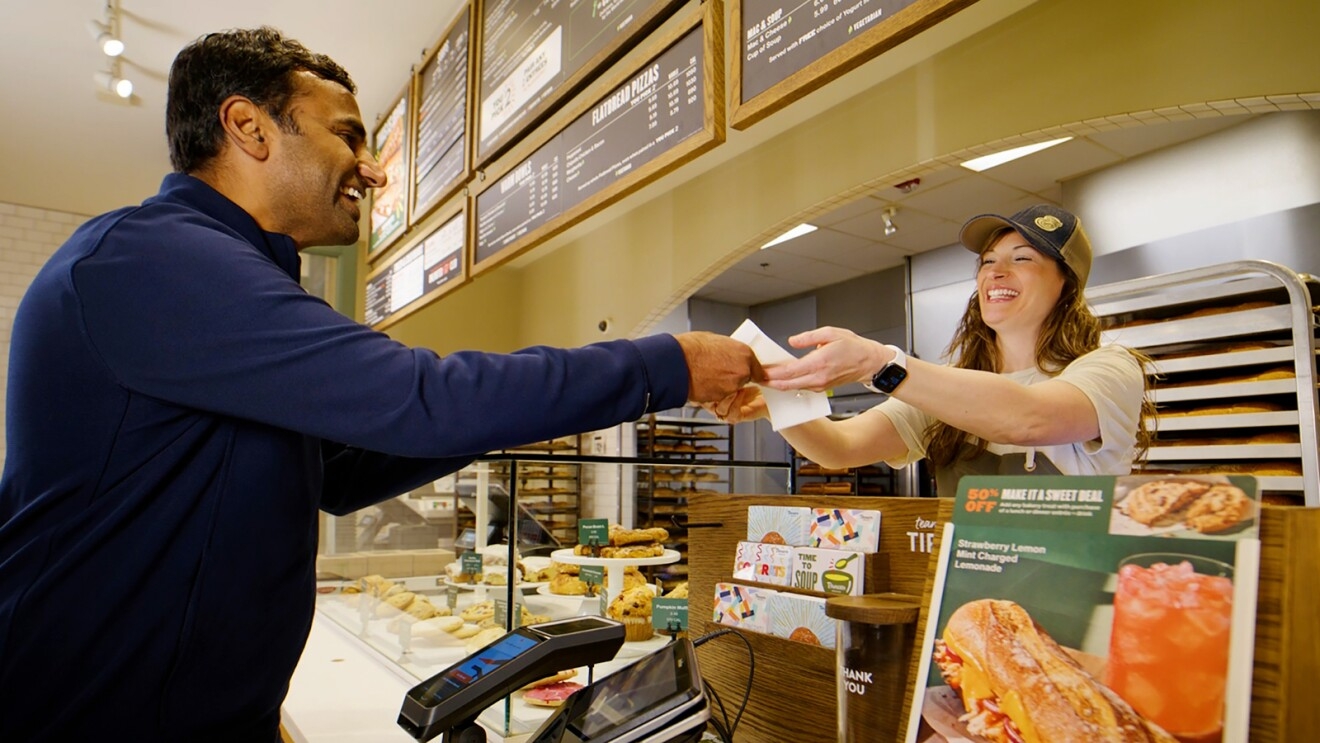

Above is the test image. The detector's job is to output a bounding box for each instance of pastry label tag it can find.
[578,519,610,552]
[460,551,483,576]
[653,598,689,632]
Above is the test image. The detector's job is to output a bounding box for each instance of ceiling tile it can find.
[977,137,1123,193]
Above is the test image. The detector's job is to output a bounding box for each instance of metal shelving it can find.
[1088,260,1319,506]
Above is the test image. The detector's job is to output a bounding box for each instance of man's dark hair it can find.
[166,26,356,173]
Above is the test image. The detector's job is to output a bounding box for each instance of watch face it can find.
[874,365,908,393]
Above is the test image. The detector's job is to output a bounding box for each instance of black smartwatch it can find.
[862,345,908,394]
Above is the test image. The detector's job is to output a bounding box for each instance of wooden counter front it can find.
[689,494,1320,742]
[688,494,943,742]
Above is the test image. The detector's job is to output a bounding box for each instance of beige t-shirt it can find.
[875,344,1145,476]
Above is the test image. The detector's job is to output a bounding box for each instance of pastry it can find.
[607,585,655,641]
[464,627,506,653]
[460,600,496,623]
[1120,480,1212,526]
[523,681,584,707]
[1183,484,1252,533]
[600,543,665,559]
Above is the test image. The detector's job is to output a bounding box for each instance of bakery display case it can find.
[1088,260,1319,506]
[310,454,793,739]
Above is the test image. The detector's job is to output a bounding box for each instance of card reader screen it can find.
[415,631,538,704]
[569,641,696,737]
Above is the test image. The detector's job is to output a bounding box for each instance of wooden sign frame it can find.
[469,0,725,277]
[730,0,979,130]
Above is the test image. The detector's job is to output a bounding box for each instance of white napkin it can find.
[731,319,832,431]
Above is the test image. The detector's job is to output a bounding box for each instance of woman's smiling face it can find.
[976,230,1066,337]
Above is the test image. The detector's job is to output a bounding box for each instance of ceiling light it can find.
[94,70,134,99]
[760,223,817,249]
[87,19,123,57]
[959,137,1073,172]
[881,207,898,237]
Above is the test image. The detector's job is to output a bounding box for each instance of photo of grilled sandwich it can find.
[927,599,1176,743]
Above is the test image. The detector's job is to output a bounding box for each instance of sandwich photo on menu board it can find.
[907,474,1260,743]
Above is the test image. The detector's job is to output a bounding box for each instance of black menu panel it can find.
[413,6,471,220]
[476,0,685,165]
[476,24,706,266]
[741,0,918,102]
[365,210,467,328]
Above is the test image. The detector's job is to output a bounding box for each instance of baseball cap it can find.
[958,204,1092,288]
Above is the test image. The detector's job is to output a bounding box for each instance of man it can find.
[0,27,757,741]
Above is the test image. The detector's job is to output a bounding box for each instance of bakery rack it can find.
[1087,260,1319,506]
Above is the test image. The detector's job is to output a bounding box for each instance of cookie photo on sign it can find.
[1109,475,1257,538]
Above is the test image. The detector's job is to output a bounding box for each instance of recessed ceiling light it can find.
[760,223,817,249]
[959,137,1073,172]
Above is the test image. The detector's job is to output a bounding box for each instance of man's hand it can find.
[701,387,768,424]
[674,331,763,403]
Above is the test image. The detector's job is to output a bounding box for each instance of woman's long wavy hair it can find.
[923,248,1155,469]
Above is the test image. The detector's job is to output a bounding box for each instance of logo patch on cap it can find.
[1034,215,1063,232]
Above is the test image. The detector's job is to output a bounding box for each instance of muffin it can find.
[607,585,654,641]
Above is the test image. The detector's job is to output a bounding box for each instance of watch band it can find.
[862,345,908,394]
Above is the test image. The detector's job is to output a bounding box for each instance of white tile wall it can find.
[0,201,89,471]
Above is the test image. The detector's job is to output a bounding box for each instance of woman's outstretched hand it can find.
[762,326,883,392]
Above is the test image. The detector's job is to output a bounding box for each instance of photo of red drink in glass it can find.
[1105,554,1234,743]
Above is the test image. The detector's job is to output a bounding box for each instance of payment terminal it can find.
[398,616,625,742]
[526,638,710,743]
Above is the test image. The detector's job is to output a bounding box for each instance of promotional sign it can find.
[906,474,1261,743]
[370,90,411,253]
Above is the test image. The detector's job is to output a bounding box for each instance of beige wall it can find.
[0,202,90,471]
[385,0,1320,354]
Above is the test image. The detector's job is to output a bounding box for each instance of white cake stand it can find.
[549,548,681,606]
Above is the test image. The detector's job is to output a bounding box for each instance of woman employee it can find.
[715,205,1153,495]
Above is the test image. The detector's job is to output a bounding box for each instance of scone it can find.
[600,543,665,559]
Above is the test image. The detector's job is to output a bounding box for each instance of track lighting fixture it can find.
[881,206,899,237]
[89,20,124,57]
[94,68,134,99]
[90,0,133,101]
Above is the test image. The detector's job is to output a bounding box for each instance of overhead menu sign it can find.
[735,0,978,128]
[475,24,708,267]
[365,210,467,328]
[476,0,685,165]
[413,6,471,221]
[741,0,917,102]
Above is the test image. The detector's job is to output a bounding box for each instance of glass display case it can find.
[313,451,790,738]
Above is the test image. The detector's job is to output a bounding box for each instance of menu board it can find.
[735,0,977,128]
[476,0,685,165]
[365,209,467,328]
[369,89,412,253]
[413,6,471,221]
[475,22,710,268]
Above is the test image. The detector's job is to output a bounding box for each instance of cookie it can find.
[1120,480,1211,526]
[1183,484,1252,533]
[451,623,483,639]
[460,600,495,623]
